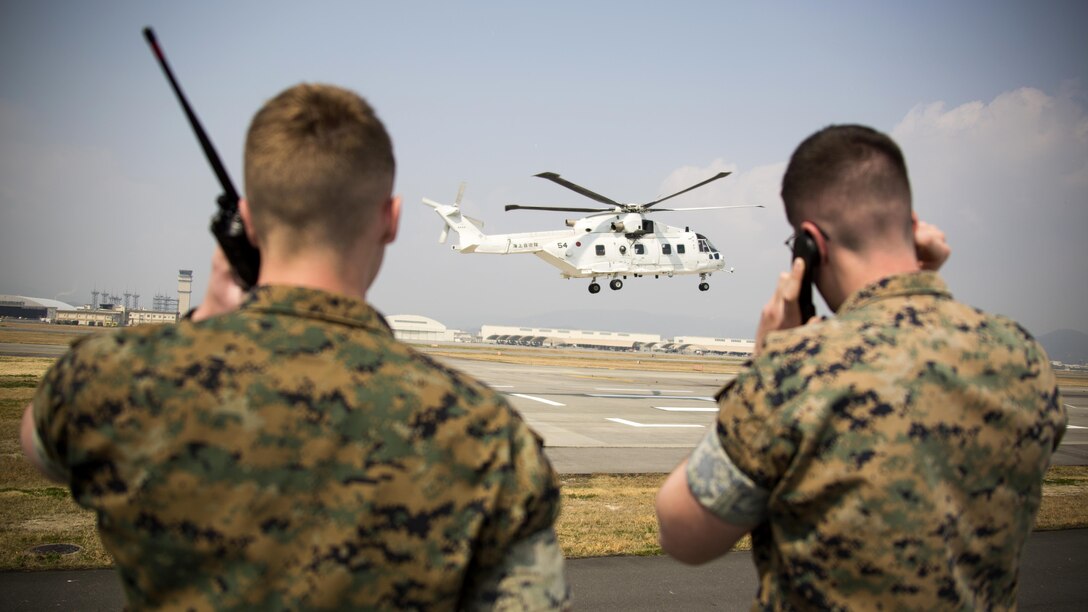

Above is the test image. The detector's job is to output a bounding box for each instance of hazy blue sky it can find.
[2,1,1085,338]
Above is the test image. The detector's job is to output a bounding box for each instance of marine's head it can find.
[243,83,396,256]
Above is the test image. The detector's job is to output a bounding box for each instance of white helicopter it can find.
[422,171,762,293]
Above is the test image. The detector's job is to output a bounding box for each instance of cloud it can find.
[894,83,1088,334]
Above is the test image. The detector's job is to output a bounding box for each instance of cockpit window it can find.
[697,234,719,253]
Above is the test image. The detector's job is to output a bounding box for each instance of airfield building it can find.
[386,314,470,343]
[480,324,661,350]
[0,295,76,321]
[671,336,756,357]
[55,305,125,327]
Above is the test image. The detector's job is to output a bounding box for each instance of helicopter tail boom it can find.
[422,197,487,252]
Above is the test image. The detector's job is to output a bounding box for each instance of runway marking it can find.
[588,393,716,402]
[606,418,704,428]
[1067,425,1086,430]
[654,406,719,412]
[488,385,514,389]
[509,393,566,407]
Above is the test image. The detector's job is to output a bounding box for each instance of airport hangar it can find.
[387,317,755,356]
[0,295,77,321]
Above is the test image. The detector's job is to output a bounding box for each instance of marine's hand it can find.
[190,246,246,322]
[915,220,950,271]
[754,258,806,356]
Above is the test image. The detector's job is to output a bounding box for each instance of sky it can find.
[1,1,1086,340]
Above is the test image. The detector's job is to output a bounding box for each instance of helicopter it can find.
[422,171,762,294]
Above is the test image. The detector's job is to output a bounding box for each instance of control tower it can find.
[177,269,193,315]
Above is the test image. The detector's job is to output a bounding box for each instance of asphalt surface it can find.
[2,529,1085,610]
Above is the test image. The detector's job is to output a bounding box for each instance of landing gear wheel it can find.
[588,282,601,294]
[609,279,623,291]
[698,282,710,291]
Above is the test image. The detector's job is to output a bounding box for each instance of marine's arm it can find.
[20,401,65,482]
[656,457,752,564]
[461,404,570,610]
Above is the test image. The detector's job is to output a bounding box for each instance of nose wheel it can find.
[698,282,710,291]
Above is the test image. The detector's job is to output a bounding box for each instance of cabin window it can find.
[595,245,605,256]
[677,244,686,254]
[634,244,645,255]
[662,244,672,255]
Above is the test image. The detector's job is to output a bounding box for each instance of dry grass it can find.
[0,356,55,377]
[422,346,748,375]
[0,321,94,347]
[554,473,753,558]
[1035,466,1088,530]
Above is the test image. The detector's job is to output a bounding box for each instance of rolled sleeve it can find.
[686,428,770,526]
[464,527,569,611]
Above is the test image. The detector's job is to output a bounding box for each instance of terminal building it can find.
[480,324,662,350]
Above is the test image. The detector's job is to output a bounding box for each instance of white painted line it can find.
[588,393,716,402]
[606,418,704,428]
[654,406,718,412]
[595,388,694,394]
[1067,425,1087,430]
[509,393,566,407]
[488,385,514,389]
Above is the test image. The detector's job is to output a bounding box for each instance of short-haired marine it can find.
[23,83,569,610]
[656,124,1067,610]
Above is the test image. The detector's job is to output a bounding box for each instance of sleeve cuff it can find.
[686,428,769,526]
[30,418,69,483]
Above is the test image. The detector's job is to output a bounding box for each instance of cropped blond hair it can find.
[244,83,395,251]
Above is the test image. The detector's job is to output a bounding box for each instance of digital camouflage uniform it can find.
[687,272,1066,610]
[31,285,568,610]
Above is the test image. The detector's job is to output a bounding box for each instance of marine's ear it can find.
[381,196,401,245]
[799,220,828,263]
[238,198,261,249]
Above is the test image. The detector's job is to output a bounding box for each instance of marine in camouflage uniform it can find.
[686,271,1065,609]
[29,285,567,610]
[23,82,568,610]
[656,124,1066,610]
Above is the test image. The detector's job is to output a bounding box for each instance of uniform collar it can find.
[836,271,952,315]
[241,285,392,333]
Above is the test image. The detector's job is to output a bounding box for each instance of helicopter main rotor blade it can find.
[643,171,732,208]
[534,172,623,207]
[651,204,765,212]
[505,204,614,213]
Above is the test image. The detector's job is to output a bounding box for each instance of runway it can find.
[2,340,1084,469]
[430,354,1088,471]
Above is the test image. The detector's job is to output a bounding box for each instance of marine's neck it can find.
[256,244,382,302]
